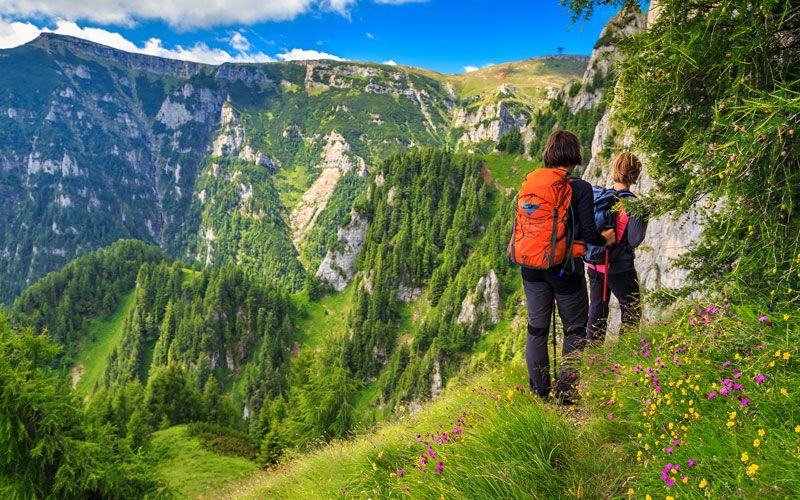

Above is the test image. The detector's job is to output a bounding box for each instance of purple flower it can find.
[759,316,768,322]
[755,374,766,383]
[661,472,669,481]
[607,413,615,420]
[708,391,717,399]
[397,469,404,477]
[418,466,426,473]
[723,360,731,367]
[665,447,674,454]
[673,440,681,446]
[688,459,696,467]
[435,461,444,474]
[667,478,675,487]
[427,448,436,458]
[734,372,742,379]
[741,398,751,407]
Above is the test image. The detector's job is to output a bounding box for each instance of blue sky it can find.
[0,0,620,73]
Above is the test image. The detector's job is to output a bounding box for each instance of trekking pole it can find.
[552,299,557,387]
[603,248,610,303]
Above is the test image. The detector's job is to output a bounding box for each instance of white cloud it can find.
[383,59,397,66]
[228,32,251,52]
[276,48,345,61]
[0,18,43,48]
[365,32,374,39]
[0,0,419,28]
[463,62,494,73]
[0,19,279,64]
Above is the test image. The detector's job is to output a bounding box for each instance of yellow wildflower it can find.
[758,429,766,437]
[770,360,776,367]
[784,314,791,321]
[753,439,760,448]
[626,488,634,496]
[795,425,800,433]
[747,463,759,477]
[775,350,782,358]
[781,388,788,396]
[729,411,737,419]
[726,421,735,428]
[741,452,749,462]
[784,352,791,360]
[699,479,708,489]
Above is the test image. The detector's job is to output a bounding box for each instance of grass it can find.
[481,152,538,191]
[150,425,262,499]
[444,57,587,101]
[218,300,800,499]
[291,285,355,349]
[73,290,135,396]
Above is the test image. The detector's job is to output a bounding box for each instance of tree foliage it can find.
[573,0,800,299]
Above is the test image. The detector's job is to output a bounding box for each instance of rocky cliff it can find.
[577,2,703,314]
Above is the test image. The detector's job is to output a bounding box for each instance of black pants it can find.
[586,268,642,342]
[522,262,589,399]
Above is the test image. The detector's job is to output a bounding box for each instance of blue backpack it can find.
[585,186,619,264]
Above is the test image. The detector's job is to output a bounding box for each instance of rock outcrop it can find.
[455,101,527,144]
[211,103,279,168]
[316,211,368,291]
[290,132,366,244]
[577,1,703,321]
[456,269,501,326]
[564,4,646,113]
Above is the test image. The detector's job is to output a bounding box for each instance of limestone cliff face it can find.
[565,3,646,113]
[316,211,368,291]
[577,2,703,305]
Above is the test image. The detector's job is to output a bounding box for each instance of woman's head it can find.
[543,130,583,169]
[612,152,643,185]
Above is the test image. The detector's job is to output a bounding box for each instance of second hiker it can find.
[509,130,614,402]
[586,152,648,342]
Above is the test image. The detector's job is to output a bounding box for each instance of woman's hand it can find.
[602,228,616,246]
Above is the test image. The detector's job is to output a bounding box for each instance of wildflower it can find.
[747,463,759,477]
[403,486,409,492]
[372,463,377,471]
[626,488,634,496]
[741,452,749,462]
[755,374,765,383]
[646,495,652,500]
[665,447,674,454]
[427,448,436,458]
[699,479,708,489]
[708,391,716,399]
[795,425,800,433]
[781,388,788,396]
[682,476,689,484]
[435,461,444,474]
[667,478,675,487]
[741,398,751,407]
[673,440,681,446]
[727,420,735,428]
[753,439,761,448]
[396,469,404,477]
[784,352,791,360]
[418,466,426,473]
[729,411,737,419]
[607,413,615,420]
[759,316,768,322]
[758,429,766,437]
[688,459,696,467]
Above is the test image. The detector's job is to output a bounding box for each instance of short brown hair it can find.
[543,130,583,168]
[612,152,642,184]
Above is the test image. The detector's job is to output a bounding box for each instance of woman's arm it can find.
[572,181,610,247]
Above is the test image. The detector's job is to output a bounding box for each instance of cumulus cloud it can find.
[276,48,345,61]
[0,0,423,28]
[383,59,397,66]
[0,19,284,64]
[228,32,251,52]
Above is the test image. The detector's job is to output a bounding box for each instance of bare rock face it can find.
[565,4,646,113]
[577,2,702,322]
[316,211,368,291]
[456,269,501,326]
[211,103,279,169]
[290,132,366,244]
[456,101,526,144]
[397,284,424,303]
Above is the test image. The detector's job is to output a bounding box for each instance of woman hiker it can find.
[586,152,648,342]
[509,130,614,403]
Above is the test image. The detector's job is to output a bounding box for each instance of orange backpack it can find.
[508,168,581,269]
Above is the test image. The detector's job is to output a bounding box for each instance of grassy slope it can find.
[444,57,587,101]
[221,302,800,499]
[73,290,135,396]
[151,425,261,499]
[482,152,538,191]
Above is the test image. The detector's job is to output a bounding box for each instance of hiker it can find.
[508,130,614,402]
[586,152,648,342]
